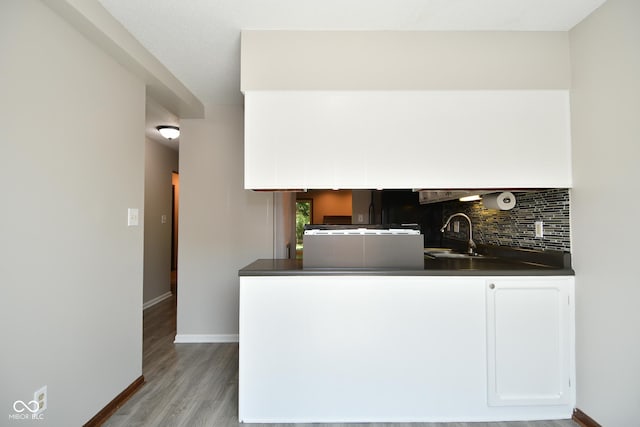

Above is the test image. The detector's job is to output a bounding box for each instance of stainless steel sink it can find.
[424,248,487,259]
[427,252,485,259]
[423,248,454,254]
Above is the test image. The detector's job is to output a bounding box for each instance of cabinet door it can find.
[486,278,574,406]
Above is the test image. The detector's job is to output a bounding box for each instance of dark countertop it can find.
[239,257,574,277]
[239,243,574,277]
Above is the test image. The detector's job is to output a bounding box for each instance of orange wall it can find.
[298,190,352,224]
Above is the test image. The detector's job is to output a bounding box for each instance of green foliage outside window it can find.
[296,200,312,245]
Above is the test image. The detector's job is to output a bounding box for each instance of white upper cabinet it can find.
[244,90,572,189]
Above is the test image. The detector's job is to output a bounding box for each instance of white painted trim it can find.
[142,291,173,310]
[174,334,239,343]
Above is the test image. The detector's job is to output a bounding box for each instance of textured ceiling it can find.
[99,0,606,108]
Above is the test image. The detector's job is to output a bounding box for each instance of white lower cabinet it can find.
[239,275,575,423]
[486,277,575,407]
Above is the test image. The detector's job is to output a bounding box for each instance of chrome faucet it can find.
[440,212,477,255]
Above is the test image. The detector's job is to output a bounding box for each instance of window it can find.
[295,199,312,258]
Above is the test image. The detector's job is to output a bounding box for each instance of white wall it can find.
[569,0,640,425]
[242,31,570,90]
[176,105,273,342]
[0,0,144,425]
[273,192,296,259]
[143,139,178,305]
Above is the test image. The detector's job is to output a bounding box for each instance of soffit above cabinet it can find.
[241,31,571,91]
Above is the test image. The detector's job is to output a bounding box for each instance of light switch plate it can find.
[128,208,139,226]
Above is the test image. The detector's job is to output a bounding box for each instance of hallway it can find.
[104,297,239,426]
[104,297,579,427]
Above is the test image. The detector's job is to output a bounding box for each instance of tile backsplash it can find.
[441,189,570,252]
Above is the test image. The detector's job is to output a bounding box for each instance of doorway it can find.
[171,172,179,294]
[295,199,313,259]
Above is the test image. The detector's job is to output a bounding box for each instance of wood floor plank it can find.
[104,296,580,427]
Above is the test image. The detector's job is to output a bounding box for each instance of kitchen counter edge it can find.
[239,259,575,277]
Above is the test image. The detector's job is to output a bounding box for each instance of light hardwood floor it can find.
[104,296,579,427]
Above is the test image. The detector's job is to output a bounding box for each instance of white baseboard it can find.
[174,334,239,343]
[143,291,173,310]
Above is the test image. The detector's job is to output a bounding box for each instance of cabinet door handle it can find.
[489,283,495,290]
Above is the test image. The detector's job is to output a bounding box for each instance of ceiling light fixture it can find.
[156,125,180,140]
[459,194,482,202]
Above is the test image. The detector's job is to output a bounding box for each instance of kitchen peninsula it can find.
[240,31,577,423]
[238,241,575,423]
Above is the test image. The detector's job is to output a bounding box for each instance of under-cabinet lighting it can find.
[459,194,482,202]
